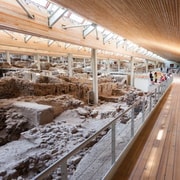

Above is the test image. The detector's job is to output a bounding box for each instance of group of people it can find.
[149,71,157,83]
[149,71,167,84]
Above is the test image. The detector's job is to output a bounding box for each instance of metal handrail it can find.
[33,76,173,180]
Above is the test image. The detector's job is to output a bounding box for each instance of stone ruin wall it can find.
[0,77,118,102]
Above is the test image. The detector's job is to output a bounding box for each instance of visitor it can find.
[154,72,157,83]
[149,71,153,82]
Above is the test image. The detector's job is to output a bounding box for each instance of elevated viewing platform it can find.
[112,74,180,179]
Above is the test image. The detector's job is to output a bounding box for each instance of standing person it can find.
[149,71,153,82]
[154,72,157,83]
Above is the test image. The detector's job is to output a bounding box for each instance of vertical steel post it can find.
[91,48,98,104]
[149,94,152,112]
[111,121,116,164]
[68,53,73,77]
[131,106,134,137]
[158,86,161,100]
[142,98,145,123]
[61,161,67,180]
[155,88,157,103]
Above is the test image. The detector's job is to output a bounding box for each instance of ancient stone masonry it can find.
[0,75,122,103]
[0,77,89,100]
[0,78,20,98]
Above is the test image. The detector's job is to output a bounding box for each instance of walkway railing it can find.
[33,76,173,180]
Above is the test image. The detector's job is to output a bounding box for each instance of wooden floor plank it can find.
[130,107,170,180]
[155,102,174,179]
[172,84,180,180]
[140,94,172,179]
[164,102,177,180]
[156,83,180,180]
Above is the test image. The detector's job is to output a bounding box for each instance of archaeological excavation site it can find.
[0,53,148,179]
[0,0,179,180]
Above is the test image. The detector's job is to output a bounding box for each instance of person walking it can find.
[154,72,157,83]
[149,71,153,82]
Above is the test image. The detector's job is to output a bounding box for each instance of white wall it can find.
[134,73,158,92]
[165,60,180,69]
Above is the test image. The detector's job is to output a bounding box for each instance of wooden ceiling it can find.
[52,0,180,62]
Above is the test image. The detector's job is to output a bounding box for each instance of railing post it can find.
[131,106,134,137]
[111,121,116,164]
[165,80,168,91]
[149,94,152,112]
[161,83,164,94]
[162,84,164,94]
[158,86,161,100]
[61,161,67,180]
[164,81,167,92]
[154,88,157,103]
[142,98,145,122]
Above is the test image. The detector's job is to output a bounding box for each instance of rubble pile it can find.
[0,106,29,146]
[0,117,107,179]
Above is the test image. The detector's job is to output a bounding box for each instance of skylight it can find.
[97,26,104,33]
[70,13,84,23]
[30,0,48,7]
[83,20,91,26]
[102,30,111,35]
[47,3,59,14]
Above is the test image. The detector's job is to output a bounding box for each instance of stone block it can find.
[13,102,54,127]
[24,71,32,81]
[31,73,40,83]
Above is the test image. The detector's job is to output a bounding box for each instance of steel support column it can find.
[91,48,98,104]
[6,51,11,65]
[145,59,148,73]
[35,54,40,70]
[68,53,73,77]
[130,57,134,86]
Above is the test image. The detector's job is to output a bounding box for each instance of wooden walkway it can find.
[112,75,180,180]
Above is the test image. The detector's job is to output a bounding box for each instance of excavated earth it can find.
[0,72,145,179]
